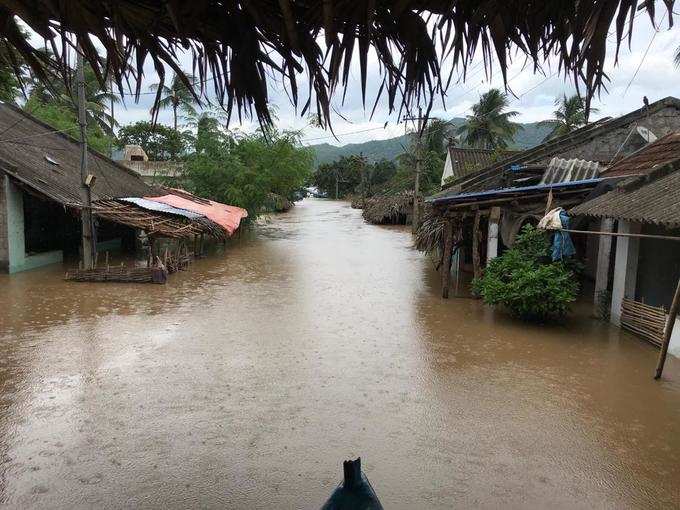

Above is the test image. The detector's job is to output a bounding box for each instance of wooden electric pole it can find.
[404,108,427,232]
[77,46,95,269]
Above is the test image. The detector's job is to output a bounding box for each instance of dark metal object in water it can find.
[321,458,384,510]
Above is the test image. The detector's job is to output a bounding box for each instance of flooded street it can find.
[1,198,680,509]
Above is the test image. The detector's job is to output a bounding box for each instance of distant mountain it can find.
[309,119,553,167]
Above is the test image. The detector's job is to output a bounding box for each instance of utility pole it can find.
[77,46,95,269]
[335,167,339,199]
[404,107,427,231]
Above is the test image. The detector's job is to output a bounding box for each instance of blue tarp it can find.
[552,210,576,261]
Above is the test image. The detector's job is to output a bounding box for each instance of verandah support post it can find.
[594,218,615,316]
[441,219,454,299]
[655,276,680,379]
[472,210,482,283]
[486,206,501,264]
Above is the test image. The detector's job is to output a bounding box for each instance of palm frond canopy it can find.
[0,1,673,127]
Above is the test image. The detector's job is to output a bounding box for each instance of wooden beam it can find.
[655,276,680,379]
[441,219,454,299]
[472,210,482,285]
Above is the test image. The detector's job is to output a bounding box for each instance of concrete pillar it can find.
[610,220,641,326]
[486,207,501,264]
[0,175,8,271]
[5,176,26,274]
[594,218,615,312]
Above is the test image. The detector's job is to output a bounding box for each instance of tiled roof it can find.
[602,132,680,178]
[0,103,157,207]
[430,96,680,201]
[571,157,680,227]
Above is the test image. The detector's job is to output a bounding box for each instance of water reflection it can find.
[0,198,679,509]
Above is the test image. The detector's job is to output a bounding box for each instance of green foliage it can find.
[116,121,189,160]
[458,88,522,150]
[149,72,197,130]
[312,156,362,198]
[472,225,579,321]
[25,96,113,154]
[184,117,313,219]
[539,94,598,141]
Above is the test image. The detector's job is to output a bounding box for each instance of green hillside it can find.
[309,119,553,167]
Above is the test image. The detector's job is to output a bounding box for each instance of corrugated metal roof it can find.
[430,96,680,201]
[602,132,680,178]
[0,103,157,207]
[540,157,600,184]
[120,197,204,220]
[571,165,680,226]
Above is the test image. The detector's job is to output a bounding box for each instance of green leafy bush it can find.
[472,224,579,321]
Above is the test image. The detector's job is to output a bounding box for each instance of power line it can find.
[622,11,666,97]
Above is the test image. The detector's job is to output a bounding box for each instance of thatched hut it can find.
[362,191,414,225]
[2,2,671,127]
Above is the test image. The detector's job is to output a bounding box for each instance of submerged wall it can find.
[0,175,62,274]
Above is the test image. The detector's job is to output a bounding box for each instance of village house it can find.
[571,133,680,357]
[0,103,245,275]
[113,144,184,185]
[426,96,680,291]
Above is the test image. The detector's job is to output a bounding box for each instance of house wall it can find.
[0,175,8,270]
[635,225,680,308]
[0,175,62,274]
[537,105,680,164]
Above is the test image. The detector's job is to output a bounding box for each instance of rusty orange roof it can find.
[602,132,680,178]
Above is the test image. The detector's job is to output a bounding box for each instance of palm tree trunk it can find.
[173,104,177,131]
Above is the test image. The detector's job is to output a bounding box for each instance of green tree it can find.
[458,88,521,149]
[28,62,119,136]
[149,72,197,131]
[313,156,362,198]
[184,113,313,218]
[24,97,112,154]
[116,121,189,160]
[472,225,579,321]
[540,94,597,141]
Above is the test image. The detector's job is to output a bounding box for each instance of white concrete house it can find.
[572,132,680,357]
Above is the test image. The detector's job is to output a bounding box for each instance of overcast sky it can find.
[35,14,680,147]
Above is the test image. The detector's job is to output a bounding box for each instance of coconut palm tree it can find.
[457,88,520,149]
[540,94,597,141]
[149,72,198,131]
[27,60,120,135]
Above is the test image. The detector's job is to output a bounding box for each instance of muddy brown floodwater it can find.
[1,199,680,509]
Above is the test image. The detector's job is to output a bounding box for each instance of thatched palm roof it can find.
[1,1,673,126]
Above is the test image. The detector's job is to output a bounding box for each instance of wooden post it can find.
[441,219,454,299]
[472,210,482,282]
[412,107,425,232]
[654,276,680,379]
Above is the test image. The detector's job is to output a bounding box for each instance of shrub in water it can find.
[472,224,579,321]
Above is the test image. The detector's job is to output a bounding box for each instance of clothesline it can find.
[555,228,680,243]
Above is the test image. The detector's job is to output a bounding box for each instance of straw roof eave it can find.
[1,1,673,127]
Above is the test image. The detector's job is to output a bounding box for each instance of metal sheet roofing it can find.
[540,157,600,184]
[146,194,248,236]
[120,197,204,220]
[430,96,680,201]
